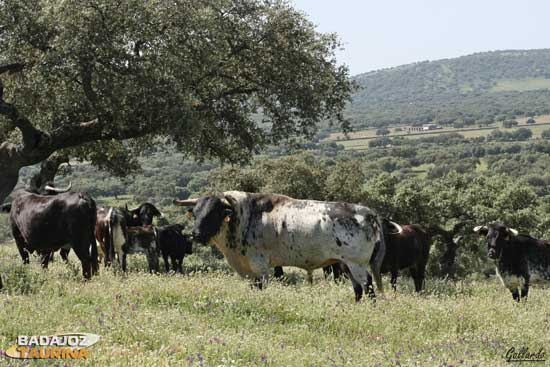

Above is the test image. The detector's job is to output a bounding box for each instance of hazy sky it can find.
[292,0,550,75]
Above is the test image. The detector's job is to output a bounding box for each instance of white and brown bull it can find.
[174,191,402,301]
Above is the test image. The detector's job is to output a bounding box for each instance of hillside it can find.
[346,49,550,128]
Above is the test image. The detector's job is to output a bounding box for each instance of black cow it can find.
[156,224,193,273]
[1,187,98,279]
[317,223,430,292]
[474,223,550,301]
[379,223,431,292]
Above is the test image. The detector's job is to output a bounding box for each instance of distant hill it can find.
[346,49,550,128]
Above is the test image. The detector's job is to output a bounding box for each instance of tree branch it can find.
[29,154,70,193]
[0,63,25,75]
[0,99,50,149]
[80,60,100,108]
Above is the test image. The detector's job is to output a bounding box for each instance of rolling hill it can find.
[345,49,550,128]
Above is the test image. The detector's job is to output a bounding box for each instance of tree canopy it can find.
[0,0,354,202]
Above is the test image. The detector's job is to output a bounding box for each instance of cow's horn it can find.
[508,228,519,236]
[388,220,403,234]
[44,181,72,193]
[473,225,487,232]
[173,198,199,206]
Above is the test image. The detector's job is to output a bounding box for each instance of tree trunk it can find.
[0,143,25,202]
[439,233,458,279]
[29,154,69,193]
[427,224,464,279]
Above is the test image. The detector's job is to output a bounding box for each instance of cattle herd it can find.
[0,182,549,302]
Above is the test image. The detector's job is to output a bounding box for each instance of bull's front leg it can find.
[40,252,51,269]
[390,270,398,291]
[249,256,270,290]
[146,248,159,274]
[122,253,128,272]
[520,276,529,300]
[12,226,29,264]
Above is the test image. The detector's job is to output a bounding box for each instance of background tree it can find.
[503,119,519,128]
[0,0,354,202]
[376,128,390,136]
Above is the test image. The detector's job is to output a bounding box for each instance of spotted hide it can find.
[474,223,550,301]
[175,191,395,302]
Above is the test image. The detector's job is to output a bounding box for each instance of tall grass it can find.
[0,244,548,367]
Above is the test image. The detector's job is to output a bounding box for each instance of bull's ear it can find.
[224,208,233,223]
[473,225,488,236]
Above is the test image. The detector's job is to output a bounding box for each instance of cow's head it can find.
[173,195,234,245]
[125,203,164,226]
[474,223,519,260]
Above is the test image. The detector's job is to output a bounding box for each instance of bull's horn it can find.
[508,228,519,236]
[173,198,199,206]
[473,225,487,232]
[44,181,72,193]
[388,220,403,234]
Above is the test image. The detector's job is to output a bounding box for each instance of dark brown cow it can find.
[380,223,431,292]
[156,224,193,273]
[95,206,114,266]
[1,188,98,279]
[325,223,430,292]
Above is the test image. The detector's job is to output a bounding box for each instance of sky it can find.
[292,0,550,75]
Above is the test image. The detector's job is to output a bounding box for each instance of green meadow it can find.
[1,244,549,367]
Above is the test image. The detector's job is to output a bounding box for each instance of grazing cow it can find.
[125,226,159,273]
[175,191,401,302]
[474,223,550,301]
[156,224,193,273]
[380,222,431,292]
[1,186,98,279]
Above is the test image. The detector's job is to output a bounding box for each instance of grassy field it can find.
[491,78,550,92]
[1,244,549,367]
[328,115,550,151]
